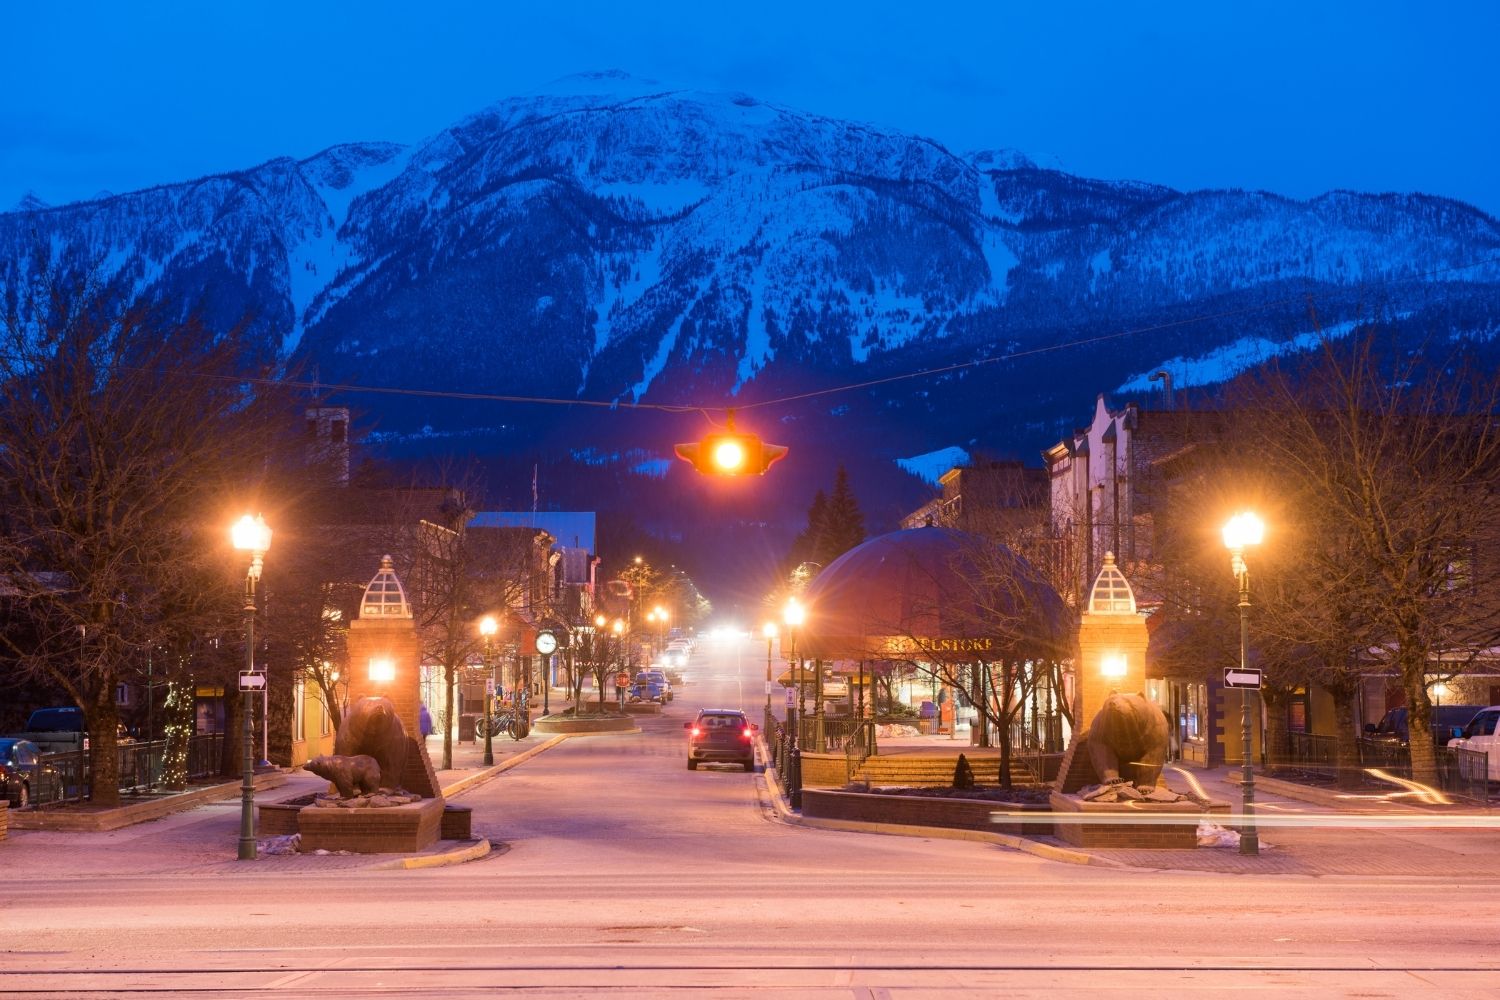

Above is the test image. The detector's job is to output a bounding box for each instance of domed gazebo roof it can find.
[797,526,1073,662]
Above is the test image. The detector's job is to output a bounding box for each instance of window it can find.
[293,676,306,742]
[1468,711,1499,739]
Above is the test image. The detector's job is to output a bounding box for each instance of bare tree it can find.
[0,275,289,806]
[1231,324,1500,784]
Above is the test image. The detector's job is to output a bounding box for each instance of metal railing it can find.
[1266,734,1496,806]
[17,734,227,807]
[1284,732,1340,780]
[764,716,802,809]
[842,720,876,783]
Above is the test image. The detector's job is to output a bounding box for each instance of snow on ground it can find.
[896,446,970,485]
[1117,319,1359,392]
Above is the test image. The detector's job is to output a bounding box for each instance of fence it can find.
[21,734,227,807]
[1277,735,1494,805]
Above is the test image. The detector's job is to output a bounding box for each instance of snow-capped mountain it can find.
[5,70,1500,542]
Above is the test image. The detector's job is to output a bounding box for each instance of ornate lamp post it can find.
[230,513,271,862]
[479,615,498,766]
[1223,511,1265,857]
[762,622,778,731]
[783,597,805,744]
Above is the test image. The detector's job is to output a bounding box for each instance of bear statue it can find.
[1086,691,1170,792]
[304,754,382,799]
[333,695,408,792]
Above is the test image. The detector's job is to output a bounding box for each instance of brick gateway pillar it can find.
[344,555,440,799]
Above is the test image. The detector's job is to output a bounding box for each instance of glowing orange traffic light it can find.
[675,416,788,477]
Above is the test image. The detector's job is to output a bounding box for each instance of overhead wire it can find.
[103,249,1500,418]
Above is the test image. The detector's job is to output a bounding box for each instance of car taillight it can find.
[741,728,753,739]
[691,728,701,737]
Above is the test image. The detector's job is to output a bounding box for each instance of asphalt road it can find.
[3,633,1498,998]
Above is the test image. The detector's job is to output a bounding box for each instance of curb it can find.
[442,735,571,798]
[372,838,491,870]
[753,758,1116,869]
[1224,771,1441,812]
[9,770,289,833]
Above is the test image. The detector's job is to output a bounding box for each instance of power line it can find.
[107,249,1500,418]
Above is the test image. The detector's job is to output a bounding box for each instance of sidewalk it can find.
[761,737,1500,878]
[0,697,576,879]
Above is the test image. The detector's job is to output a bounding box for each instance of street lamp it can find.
[762,623,778,730]
[230,513,271,861]
[1223,511,1265,857]
[783,598,805,745]
[479,615,498,766]
[652,606,669,657]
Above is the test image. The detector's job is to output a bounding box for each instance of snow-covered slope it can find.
[4,71,1499,439]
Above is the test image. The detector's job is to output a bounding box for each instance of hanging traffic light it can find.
[674,412,788,476]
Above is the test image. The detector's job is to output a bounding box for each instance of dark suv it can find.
[685,710,756,771]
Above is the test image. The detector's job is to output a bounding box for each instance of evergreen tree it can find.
[814,466,866,566]
[788,490,829,573]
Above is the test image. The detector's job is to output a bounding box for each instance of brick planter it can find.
[801,788,1053,835]
[258,798,308,836]
[1048,791,1229,849]
[532,715,638,735]
[0,800,7,841]
[298,796,444,854]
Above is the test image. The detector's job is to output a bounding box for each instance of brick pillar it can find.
[345,618,424,741]
[1076,611,1149,734]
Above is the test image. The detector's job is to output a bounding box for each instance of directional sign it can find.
[1223,668,1262,689]
[238,671,267,691]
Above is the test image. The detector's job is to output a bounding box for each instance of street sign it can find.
[238,671,267,691]
[485,678,496,695]
[784,686,796,708]
[1223,668,1262,689]
[764,681,773,695]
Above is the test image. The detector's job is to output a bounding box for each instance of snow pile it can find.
[260,833,301,856]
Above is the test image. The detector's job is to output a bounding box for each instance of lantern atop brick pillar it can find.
[345,555,423,740]
[1075,552,1148,734]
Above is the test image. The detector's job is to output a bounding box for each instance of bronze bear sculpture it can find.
[1086,691,1170,791]
[304,753,382,799]
[333,695,408,792]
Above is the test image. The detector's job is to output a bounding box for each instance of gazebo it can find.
[795,525,1074,770]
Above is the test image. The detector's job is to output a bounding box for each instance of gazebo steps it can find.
[854,753,1044,787]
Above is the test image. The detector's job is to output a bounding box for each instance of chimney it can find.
[1147,370,1174,411]
[304,407,350,486]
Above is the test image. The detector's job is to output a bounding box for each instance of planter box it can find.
[533,715,638,735]
[801,787,1053,835]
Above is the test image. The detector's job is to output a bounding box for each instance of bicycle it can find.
[474,706,527,741]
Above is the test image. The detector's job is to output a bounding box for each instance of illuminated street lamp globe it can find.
[783,597,806,628]
[1222,512,1265,551]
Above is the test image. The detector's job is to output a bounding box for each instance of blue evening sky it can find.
[5,1,1497,215]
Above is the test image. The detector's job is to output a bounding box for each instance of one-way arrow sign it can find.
[238,670,267,691]
[1223,668,1262,689]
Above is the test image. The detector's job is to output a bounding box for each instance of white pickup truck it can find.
[1447,705,1500,781]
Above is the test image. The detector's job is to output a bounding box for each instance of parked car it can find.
[1364,705,1482,746]
[0,738,62,808]
[685,710,756,771]
[4,707,89,754]
[1447,706,1500,781]
[631,670,671,703]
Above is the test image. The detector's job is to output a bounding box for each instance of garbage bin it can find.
[458,714,477,743]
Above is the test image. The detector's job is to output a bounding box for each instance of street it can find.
[2,634,1498,998]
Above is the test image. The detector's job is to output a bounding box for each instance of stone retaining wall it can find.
[9,772,288,833]
[801,788,1053,836]
[533,715,638,735]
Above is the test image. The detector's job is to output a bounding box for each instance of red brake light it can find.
[742,728,753,739]
[691,728,701,737]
